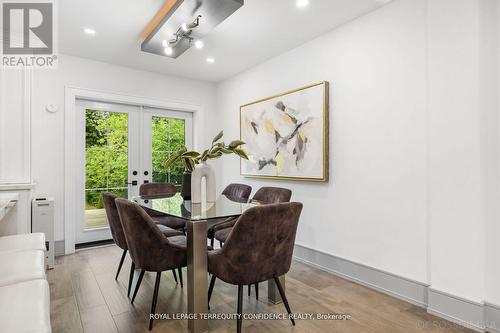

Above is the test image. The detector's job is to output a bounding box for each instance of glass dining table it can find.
[131,194,286,333]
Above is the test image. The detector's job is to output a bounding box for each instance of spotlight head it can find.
[194,40,204,49]
[164,46,173,55]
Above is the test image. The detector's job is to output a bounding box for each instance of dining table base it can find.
[187,219,209,333]
[267,275,285,304]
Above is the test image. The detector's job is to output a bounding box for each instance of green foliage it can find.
[85,111,105,147]
[85,111,128,209]
[85,111,186,210]
[164,130,248,173]
[151,116,185,186]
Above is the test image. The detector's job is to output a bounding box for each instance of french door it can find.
[75,100,192,244]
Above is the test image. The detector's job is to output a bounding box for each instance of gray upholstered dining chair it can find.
[115,198,189,331]
[207,202,303,333]
[213,186,292,298]
[139,182,186,232]
[101,192,183,293]
[207,183,252,248]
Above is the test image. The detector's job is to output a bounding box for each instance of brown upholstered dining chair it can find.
[139,182,186,232]
[251,186,292,204]
[139,182,177,198]
[212,186,292,298]
[115,198,188,331]
[213,186,292,245]
[101,192,183,294]
[207,183,252,247]
[221,183,252,203]
[208,202,303,333]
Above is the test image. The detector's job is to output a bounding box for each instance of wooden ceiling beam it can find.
[141,0,180,40]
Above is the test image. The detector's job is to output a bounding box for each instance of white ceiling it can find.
[59,0,389,82]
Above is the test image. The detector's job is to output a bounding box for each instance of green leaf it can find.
[208,151,224,159]
[183,157,195,172]
[182,151,200,158]
[212,130,224,144]
[211,146,224,154]
[228,140,245,149]
[234,148,249,160]
[219,147,233,154]
[200,149,209,161]
[164,146,187,169]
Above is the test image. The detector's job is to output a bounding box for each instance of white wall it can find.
[216,0,428,283]
[215,0,495,306]
[427,0,484,303]
[0,69,31,183]
[31,54,216,241]
[482,0,500,306]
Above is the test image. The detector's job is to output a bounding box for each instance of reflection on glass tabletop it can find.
[133,193,257,221]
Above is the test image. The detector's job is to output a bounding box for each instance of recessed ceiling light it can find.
[194,40,204,49]
[206,57,215,63]
[162,40,169,47]
[84,28,96,35]
[296,0,309,8]
[164,47,173,55]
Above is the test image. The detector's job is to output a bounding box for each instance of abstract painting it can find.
[240,81,329,181]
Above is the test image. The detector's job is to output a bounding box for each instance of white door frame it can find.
[64,87,200,254]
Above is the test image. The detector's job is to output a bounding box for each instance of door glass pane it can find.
[151,116,185,187]
[151,116,185,206]
[85,110,128,230]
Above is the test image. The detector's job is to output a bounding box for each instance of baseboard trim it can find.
[293,244,500,333]
[293,244,428,307]
[427,288,484,332]
[485,303,500,333]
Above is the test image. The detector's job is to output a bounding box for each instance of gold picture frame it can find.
[240,81,329,182]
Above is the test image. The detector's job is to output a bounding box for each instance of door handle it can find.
[125,180,138,186]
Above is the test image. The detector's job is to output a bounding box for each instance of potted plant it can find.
[164,131,248,200]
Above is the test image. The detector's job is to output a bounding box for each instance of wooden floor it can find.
[48,245,473,333]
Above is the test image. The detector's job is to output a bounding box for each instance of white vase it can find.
[191,161,216,203]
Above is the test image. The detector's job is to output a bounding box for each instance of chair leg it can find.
[149,272,162,331]
[274,277,295,326]
[237,285,243,333]
[116,249,127,280]
[178,267,183,288]
[248,284,251,296]
[127,262,135,297]
[131,270,145,304]
[172,269,178,284]
[255,282,259,300]
[208,275,216,309]
[210,238,214,248]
